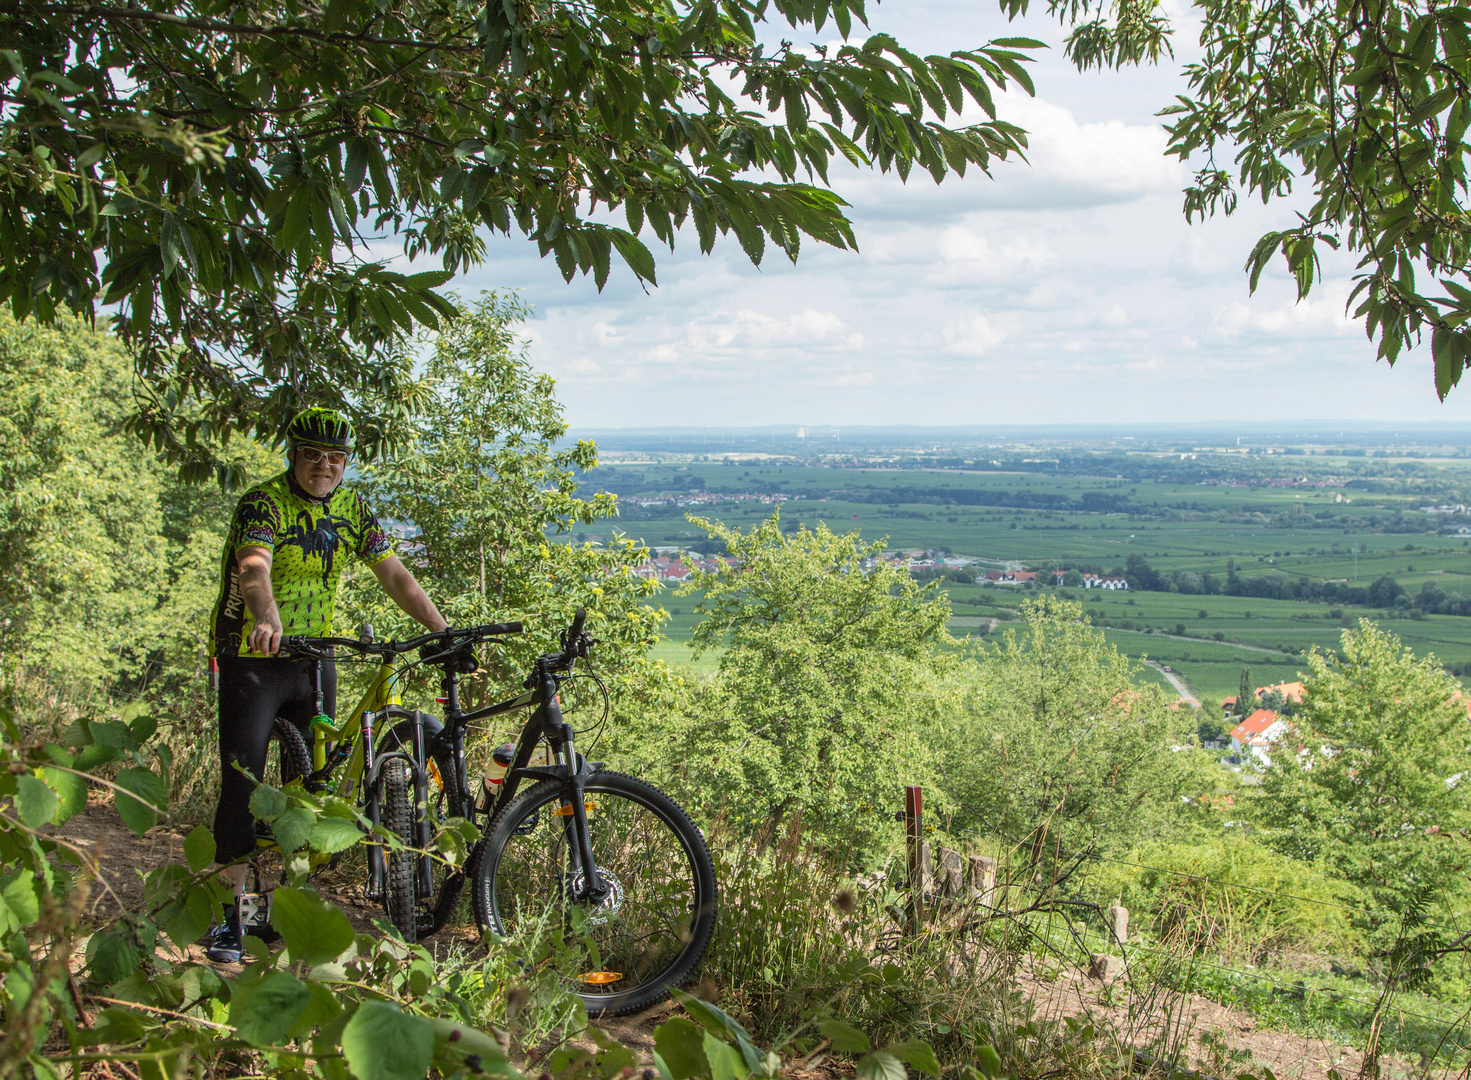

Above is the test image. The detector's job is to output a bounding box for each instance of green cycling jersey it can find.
[210,470,394,658]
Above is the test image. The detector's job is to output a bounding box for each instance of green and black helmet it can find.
[286,407,355,450]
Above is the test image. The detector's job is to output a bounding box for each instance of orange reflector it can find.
[579,971,623,985]
[551,801,596,817]
[427,759,443,788]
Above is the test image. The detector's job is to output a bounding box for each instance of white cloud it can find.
[942,312,1007,356]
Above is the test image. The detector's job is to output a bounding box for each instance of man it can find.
[205,407,447,962]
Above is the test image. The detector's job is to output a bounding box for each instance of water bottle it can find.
[482,743,516,799]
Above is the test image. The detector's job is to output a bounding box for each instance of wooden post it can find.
[904,785,924,932]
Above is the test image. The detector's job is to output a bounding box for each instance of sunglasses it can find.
[297,446,349,466]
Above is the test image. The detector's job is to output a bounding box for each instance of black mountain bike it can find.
[283,611,717,1017]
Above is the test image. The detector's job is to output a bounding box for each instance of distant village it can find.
[624,545,1133,588]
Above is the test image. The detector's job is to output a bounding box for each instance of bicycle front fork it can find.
[554,723,609,905]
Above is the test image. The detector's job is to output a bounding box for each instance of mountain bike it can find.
[465,610,718,1018]
[268,612,717,1016]
[263,620,524,942]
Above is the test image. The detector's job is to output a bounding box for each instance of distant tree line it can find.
[1116,554,1471,615]
[861,487,1141,512]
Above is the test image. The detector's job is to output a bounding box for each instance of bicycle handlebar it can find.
[280,621,523,659]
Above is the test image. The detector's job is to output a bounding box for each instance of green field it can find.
[581,450,1471,696]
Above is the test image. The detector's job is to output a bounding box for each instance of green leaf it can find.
[341,1001,435,1080]
[818,1020,870,1054]
[232,970,312,1047]
[250,783,289,821]
[88,720,137,751]
[1,870,40,932]
[857,1051,906,1080]
[654,1017,709,1080]
[272,806,317,853]
[15,774,59,827]
[976,1045,1004,1079]
[884,1041,940,1076]
[161,884,215,949]
[75,142,106,169]
[88,930,141,984]
[83,1007,146,1046]
[36,766,86,822]
[280,186,312,253]
[184,824,217,872]
[114,766,166,835]
[309,816,363,854]
[345,137,370,193]
[269,886,355,965]
[703,1031,747,1080]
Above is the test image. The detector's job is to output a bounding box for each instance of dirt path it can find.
[58,797,1440,1080]
[1145,660,1201,707]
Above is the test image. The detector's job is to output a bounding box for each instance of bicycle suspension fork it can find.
[539,668,607,905]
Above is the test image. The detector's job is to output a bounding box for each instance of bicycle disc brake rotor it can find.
[565,867,624,926]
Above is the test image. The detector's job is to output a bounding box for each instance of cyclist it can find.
[205,407,448,963]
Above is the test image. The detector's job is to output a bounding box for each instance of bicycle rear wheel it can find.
[471,770,717,1017]
[380,758,419,942]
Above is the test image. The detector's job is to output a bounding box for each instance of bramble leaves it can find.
[184,824,217,872]
[342,1001,435,1080]
[14,774,58,828]
[270,886,356,966]
[113,766,166,836]
[232,971,314,1047]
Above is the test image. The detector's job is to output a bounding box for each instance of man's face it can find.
[293,443,348,498]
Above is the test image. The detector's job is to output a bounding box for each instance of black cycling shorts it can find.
[213,656,337,864]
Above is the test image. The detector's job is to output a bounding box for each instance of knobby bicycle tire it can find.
[261,718,311,790]
[471,770,717,1018]
[380,759,419,942]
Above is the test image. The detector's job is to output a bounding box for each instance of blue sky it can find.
[453,0,1471,429]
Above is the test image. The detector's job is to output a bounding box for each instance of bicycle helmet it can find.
[286,407,355,450]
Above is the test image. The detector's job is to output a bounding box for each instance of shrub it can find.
[1082,835,1364,963]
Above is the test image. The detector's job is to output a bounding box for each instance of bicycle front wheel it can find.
[471,770,717,1017]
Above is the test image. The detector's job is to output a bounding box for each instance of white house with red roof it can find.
[1229,708,1291,765]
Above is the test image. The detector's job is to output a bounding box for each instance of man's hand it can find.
[248,613,284,657]
[238,545,283,655]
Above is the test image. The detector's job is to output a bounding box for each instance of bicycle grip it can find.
[482,621,524,636]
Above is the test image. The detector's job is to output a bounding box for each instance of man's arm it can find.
[238,545,283,655]
[371,555,449,632]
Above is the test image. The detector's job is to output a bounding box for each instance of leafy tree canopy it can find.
[1160,0,1471,398]
[1259,619,1471,922]
[638,512,958,847]
[0,0,1060,479]
[341,293,666,699]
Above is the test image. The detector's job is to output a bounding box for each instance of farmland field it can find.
[565,426,1471,696]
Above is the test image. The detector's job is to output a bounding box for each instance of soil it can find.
[54,795,1435,1080]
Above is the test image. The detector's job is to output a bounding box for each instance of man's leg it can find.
[209,658,295,960]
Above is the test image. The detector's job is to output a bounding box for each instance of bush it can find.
[1082,835,1364,963]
